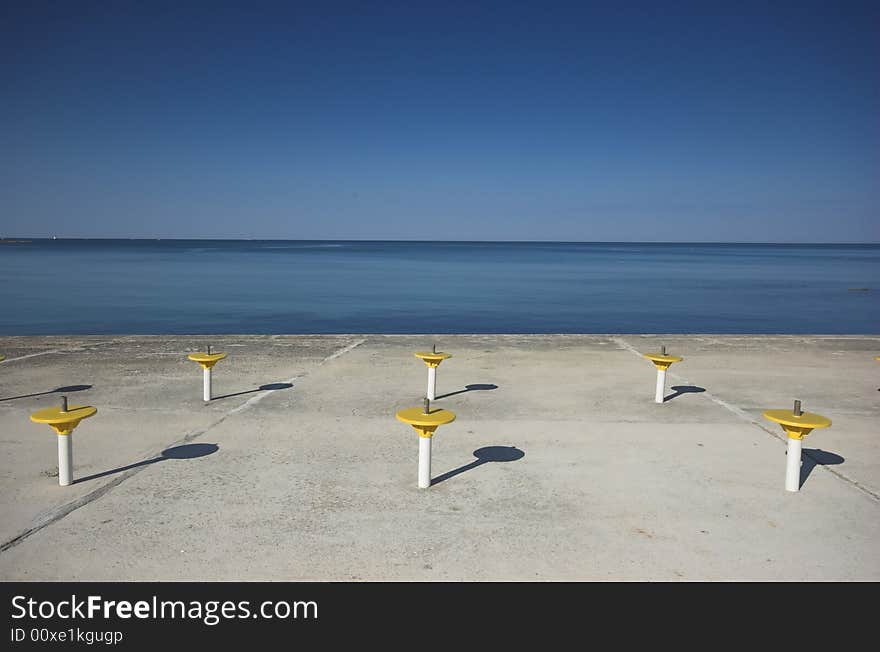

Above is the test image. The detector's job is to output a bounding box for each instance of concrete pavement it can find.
[0,334,877,580]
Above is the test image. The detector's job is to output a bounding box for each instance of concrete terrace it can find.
[0,334,878,581]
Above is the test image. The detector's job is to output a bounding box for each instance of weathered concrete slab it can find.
[0,335,360,544]
[0,335,877,580]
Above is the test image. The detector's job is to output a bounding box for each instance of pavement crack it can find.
[0,341,114,364]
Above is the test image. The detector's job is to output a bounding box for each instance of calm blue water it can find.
[0,240,877,334]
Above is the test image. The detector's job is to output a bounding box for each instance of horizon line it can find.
[2,237,878,245]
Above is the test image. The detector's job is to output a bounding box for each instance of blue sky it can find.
[1,1,877,241]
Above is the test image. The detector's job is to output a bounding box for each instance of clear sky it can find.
[1,0,877,241]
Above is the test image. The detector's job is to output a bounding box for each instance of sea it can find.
[0,240,877,334]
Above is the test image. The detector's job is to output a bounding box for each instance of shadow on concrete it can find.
[664,385,705,402]
[799,448,844,489]
[435,383,498,400]
[0,384,92,403]
[431,446,524,486]
[74,443,219,484]
[212,382,293,401]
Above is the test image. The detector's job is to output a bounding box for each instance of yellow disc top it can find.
[415,352,451,364]
[395,407,456,427]
[762,410,831,430]
[0,354,5,362]
[30,405,97,425]
[643,353,683,364]
[188,352,227,363]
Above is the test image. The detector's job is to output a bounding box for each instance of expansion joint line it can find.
[611,336,879,502]
[0,340,116,364]
[0,337,367,554]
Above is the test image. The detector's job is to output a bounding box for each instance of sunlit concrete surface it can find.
[0,334,878,581]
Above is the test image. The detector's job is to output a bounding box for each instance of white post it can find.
[203,367,212,402]
[427,366,437,401]
[58,434,73,486]
[654,368,666,404]
[418,436,432,489]
[785,438,802,492]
